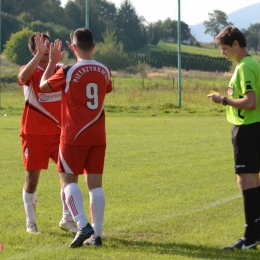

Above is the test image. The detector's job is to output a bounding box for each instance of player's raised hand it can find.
[34,32,48,55]
[66,33,78,60]
[66,33,74,52]
[49,39,66,64]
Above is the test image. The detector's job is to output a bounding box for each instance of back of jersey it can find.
[60,60,112,145]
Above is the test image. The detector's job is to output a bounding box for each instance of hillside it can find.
[190,3,260,43]
[138,42,260,61]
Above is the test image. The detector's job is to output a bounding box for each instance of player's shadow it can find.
[105,238,259,260]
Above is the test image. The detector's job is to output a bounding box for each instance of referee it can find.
[208,26,260,250]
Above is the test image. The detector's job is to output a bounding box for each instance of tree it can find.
[146,18,192,45]
[244,23,260,54]
[3,27,34,65]
[1,12,24,50]
[18,12,34,25]
[28,20,71,51]
[146,22,161,45]
[89,0,118,43]
[2,0,65,28]
[41,0,64,26]
[2,0,17,15]
[64,1,84,30]
[116,0,147,52]
[136,61,148,88]
[203,10,233,44]
[94,29,137,70]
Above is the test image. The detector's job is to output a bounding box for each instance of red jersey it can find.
[18,65,62,136]
[47,60,112,145]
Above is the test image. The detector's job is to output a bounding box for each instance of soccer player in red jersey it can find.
[40,28,112,247]
[18,32,77,234]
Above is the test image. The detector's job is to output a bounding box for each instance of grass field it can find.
[0,56,231,117]
[0,116,260,260]
[1,48,260,259]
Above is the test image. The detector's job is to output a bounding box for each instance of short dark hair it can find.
[73,28,94,51]
[28,32,50,51]
[215,26,246,48]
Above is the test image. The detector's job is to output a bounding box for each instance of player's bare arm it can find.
[207,91,257,110]
[40,39,65,92]
[19,32,49,82]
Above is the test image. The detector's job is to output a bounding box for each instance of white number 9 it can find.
[86,83,98,109]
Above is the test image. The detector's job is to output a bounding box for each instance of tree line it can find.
[1,0,193,53]
[203,10,260,53]
[1,0,260,73]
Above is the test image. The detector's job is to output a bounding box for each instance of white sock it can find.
[60,189,73,221]
[64,183,88,229]
[23,189,37,224]
[89,187,105,238]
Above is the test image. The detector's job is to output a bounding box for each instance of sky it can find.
[60,0,260,25]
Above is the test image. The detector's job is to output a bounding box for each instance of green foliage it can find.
[3,27,33,65]
[116,0,148,52]
[3,20,72,65]
[203,10,234,43]
[0,62,231,117]
[63,1,84,30]
[18,12,34,24]
[94,29,137,70]
[89,0,118,43]
[243,23,260,54]
[137,41,222,58]
[28,20,72,57]
[2,0,260,59]
[136,50,231,72]
[1,12,24,50]
[147,23,161,45]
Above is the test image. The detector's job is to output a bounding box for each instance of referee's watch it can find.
[222,97,228,106]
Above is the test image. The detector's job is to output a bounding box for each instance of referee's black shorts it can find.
[232,122,260,174]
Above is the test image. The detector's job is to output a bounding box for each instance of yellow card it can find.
[209,90,219,94]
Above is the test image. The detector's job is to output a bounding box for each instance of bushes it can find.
[1,12,25,51]
[3,21,72,65]
[94,30,137,70]
[3,27,33,65]
[28,21,72,57]
[136,50,232,72]
[3,24,231,72]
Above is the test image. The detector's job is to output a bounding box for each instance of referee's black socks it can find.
[242,187,258,242]
[255,186,260,241]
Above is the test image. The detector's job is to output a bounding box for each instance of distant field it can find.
[137,41,221,57]
[1,41,259,118]
[137,41,260,61]
[1,55,231,117]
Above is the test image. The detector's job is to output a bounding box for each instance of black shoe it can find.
[256,237,260,245]
[222,238,257,250]
[83,236,102,246]
[69,223,94,248]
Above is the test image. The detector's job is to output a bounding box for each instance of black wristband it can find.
[221,97,228,106]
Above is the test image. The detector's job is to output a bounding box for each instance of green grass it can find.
[1,50,260,259]
[137,41,260,61]
[1,116,259,259]
[136,41,221,57]
[0,65,231,117]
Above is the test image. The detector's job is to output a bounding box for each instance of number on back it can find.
[86,83,98,109]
